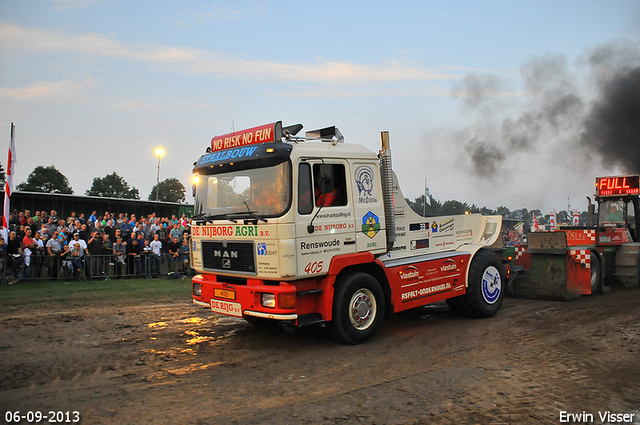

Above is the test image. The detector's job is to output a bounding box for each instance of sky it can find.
[1,0,639,214]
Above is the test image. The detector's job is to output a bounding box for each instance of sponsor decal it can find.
[210,122,278,152]
[435,240,456,248]
[401,282,452,301]
[566,230,596,242]
[300,239,341,250]
[300,238,341,256]
[432,218,455,238]
[599,233,624,244]
[193,225,259,237]
[455,229,474,240]
[399,266,420,280]
[410,222,429,231]
[257,260,278,274]
[410,239,429,250]
[355,166,379,203]
[198,146,259,166]
[389,245,407,252]
[367,242,377,248]
[256,243,277,256]
[439,218,454,232]
[440,259,458,273]
[317,211,351,220]
[362,211,381,239]
[313,222,354,233]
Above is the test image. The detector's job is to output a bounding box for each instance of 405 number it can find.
[304,261,324,274]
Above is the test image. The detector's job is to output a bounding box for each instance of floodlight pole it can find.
[155,148,164,201]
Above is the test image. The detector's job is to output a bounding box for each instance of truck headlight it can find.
[193,283,202,297]
[261,293,276,308]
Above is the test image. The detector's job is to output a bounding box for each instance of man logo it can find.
[222,259,231,269]
[214,250,238,258]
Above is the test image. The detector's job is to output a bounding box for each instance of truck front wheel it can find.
[447,250,505,318]
[331,272,385,344]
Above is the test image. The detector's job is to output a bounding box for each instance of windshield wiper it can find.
[225,205,267,223]
[192,211,267,224]
[191,213,239,223]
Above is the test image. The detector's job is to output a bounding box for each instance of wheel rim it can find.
[349,288,377,330]
[481,266,501,304]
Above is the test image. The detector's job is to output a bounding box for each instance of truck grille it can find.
[201,241,256,274]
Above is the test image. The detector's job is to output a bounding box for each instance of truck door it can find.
[351,162,387,253]
[295,160,356,276]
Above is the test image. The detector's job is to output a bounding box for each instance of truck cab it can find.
[595,175,640,243]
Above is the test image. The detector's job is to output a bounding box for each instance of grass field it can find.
[0,276,193,310]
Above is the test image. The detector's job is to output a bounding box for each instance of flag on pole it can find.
[425,178,431,207]
[532,212,540,232]
[2,123,16,243]
[549,210,557,231]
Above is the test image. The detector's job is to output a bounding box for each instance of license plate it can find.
[210,299,242,317]
[214,288,236,300]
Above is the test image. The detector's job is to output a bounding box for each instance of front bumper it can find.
[192,274,300,321]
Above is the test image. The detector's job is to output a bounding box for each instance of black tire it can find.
[445,296,466,316]
[330,272,385,345]
[590,251,601,294]
[449,250,505,318]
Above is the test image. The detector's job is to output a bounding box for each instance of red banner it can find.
[210,122,281,152]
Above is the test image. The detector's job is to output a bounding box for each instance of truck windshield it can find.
[194,162,291,218]
[599,200,626,226]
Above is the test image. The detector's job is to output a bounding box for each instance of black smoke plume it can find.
[454,41,640,178]
[581,66,640,173]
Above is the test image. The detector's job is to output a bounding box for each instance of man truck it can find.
[190,121,505,343]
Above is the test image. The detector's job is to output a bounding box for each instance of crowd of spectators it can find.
[0,209,192,281]
[502,229,527,247]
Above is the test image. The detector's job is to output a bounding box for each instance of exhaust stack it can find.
[380,131,396,251]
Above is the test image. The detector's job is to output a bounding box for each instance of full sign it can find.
[596,175,640,197]
[210,122,282,152]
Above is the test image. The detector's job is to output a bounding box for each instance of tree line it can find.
[406,194,590,227]
[1,164,186,203]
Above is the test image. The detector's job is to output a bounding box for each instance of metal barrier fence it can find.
[3,253,193,281]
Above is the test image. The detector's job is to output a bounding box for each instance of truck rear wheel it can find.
[331,272,385,344]
[446,250,505,318]
[590,251,601,294]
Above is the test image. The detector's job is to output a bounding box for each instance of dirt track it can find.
[1,287,640,425]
